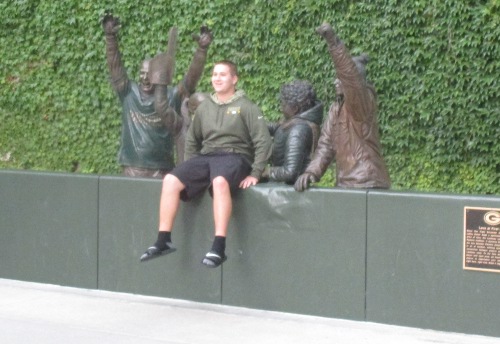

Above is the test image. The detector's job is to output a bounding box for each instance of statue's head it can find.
[139,59,154,94]
[280,80,316,119]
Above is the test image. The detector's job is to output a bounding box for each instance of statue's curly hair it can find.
[280,80,317,115]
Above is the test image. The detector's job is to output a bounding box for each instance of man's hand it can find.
[239,176,258,189]
[192,25,213,49]
[294,172,317,192]
[102,13,120,35]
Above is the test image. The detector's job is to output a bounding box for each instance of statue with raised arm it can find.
[295,22,390,191]
[102,12,212,178]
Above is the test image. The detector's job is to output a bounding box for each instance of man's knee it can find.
[163,174,184,191]
[212,176,230,192]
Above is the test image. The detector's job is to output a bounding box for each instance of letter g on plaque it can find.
[484,211,500,226]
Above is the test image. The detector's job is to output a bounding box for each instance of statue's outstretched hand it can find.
[192,25,213,49]
[102,13,120,35]
[294,172,317,192]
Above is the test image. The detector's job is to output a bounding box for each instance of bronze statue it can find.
[295,23,391,191]
[102,13,212,178]
[263,80,323,184]
[175,92,209,164]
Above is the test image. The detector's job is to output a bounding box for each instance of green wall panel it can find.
[0,170,98,288]
[2,170,499,338]
[366,191,500,337]
[223,184,367,320]
[97,177,221,304]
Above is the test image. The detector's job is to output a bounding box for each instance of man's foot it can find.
[202,251,227,268]
[140,242,176,262]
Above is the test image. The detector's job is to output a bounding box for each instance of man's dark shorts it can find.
[170,152,252,201]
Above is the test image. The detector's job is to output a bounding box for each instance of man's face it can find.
[334,78,344,97]
[211,64,237,98]
[139,60,153,94]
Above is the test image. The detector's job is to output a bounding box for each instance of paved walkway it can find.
[0,278,498,344]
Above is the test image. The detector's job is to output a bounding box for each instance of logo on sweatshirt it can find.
[227,107,241,116]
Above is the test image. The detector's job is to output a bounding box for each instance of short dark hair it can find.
[214,60,238,77]
[280,80,316,114]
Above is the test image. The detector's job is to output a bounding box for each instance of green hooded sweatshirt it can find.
[185,90,272,179]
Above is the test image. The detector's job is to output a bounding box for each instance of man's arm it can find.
[102,13,129,96]
[243,104,273,180]
[239,112,271,189]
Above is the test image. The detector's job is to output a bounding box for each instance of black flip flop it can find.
[202,251,227,268]
[140,244,176,262]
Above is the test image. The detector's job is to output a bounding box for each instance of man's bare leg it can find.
[203,176,231,267]
[212,176,232,237]
[158,174,185,232]
[140,174,185,262]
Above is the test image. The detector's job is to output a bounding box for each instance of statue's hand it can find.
[102,13,120,35]
[192,25,213,49]
[315,22,335,42]
[294,172,317,192]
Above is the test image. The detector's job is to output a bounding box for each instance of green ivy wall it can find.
[1,0,499,194]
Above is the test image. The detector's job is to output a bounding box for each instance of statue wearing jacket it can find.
[264,80,323,184]
[295,23,390,191]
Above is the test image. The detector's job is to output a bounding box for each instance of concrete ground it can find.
[0,278,498,344]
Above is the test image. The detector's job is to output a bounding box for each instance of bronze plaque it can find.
[464,207,500,273]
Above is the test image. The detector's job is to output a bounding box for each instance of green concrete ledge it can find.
[366,191,500,337]
[0,171,99,289]
[1,170,499,337]
[224,185,367,320]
